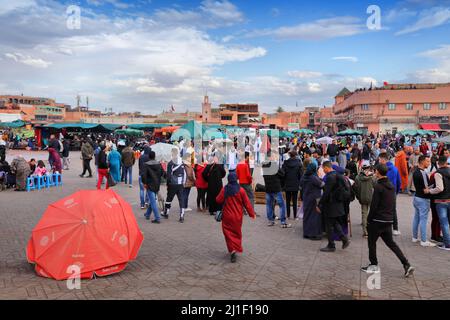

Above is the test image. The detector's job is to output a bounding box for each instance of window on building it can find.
[406,103,413,110]
[423,103,431,110]
[388,103,396,110]
[439,103,447,110]
[361,104,369,111]
[221,115,232,121]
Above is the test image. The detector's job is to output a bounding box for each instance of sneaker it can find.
[420,241,437,247]
[274,216,279,220]
[140,206,145,210]
[230,252,237,263]
[161,213,169,219]
[404,264,415,277]
[412,238,420,243]
[361,264,380,274]
[437,244,450,251]
[342,239,351,250]
[185,208,192,212]
[151,219,160,224]
[267,221,276,227]
[129,185,132,188]
[179,216,184,223]
[144,215,150,220]
[320,246,336,253]
[79,174,84,178]
[281,223,292,229]
[393,230,401,236]
[430,237,443,243]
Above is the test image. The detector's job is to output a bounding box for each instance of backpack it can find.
[335,174,355,203]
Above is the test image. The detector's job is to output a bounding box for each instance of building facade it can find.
[332,83,450,134]
[219,103,260,126]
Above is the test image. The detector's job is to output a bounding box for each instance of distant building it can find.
[332,83,450,134]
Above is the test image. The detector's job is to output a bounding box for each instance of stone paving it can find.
[1,150,449,300]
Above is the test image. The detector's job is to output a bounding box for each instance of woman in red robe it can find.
[395,147,408,193]
[216,172,256,263]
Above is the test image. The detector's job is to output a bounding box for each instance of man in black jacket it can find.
[282,150,302,220]
[326,140,339,162]
[362,164,415,277]
[319,161,350,252]
[138,145,151,209]
[262,155,291,228]
[142,151,164,223]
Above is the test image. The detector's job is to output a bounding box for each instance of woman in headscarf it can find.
[48,147,62,174]
[216,172,256,263]
[203,156,226,216]
[11,155,31,191]
[395,146,409,193]
[300,160,325,240]
[107,144,122,183]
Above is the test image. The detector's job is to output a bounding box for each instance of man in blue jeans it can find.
[141,151,164,223]
[425,155,450,250]
[262,157,291,228]
[411,155,436,247]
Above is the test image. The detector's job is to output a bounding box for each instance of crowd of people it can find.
[1,127,449,277]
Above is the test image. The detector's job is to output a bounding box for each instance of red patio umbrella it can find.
[26,189,144,280]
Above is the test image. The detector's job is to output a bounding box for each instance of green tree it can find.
[276,106,285,113]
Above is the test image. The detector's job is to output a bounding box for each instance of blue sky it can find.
[0,0,449,113]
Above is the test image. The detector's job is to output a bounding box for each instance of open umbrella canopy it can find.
[433,135,450,144]
[0,120,26,128]
[417,129,436,136]
[316,136,334,145]
[399,129,419,136]
[280,131,294,139]
[150,143,179,162]
[115,129,144,137]
[26,189,143,280]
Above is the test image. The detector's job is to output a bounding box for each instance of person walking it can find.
[327,139,339,162]
[48,148,62,174]
[194,160,208,212]
[163,148,187,223]
[80,139,94,178]
[121,144,135,188]
[262,155,292,228]
[378,152,402,235]
[96,145,109,190]
[425,155,450,250]
[182,154,196,213]
[216,172,256,263]
[142,151,164,223]
[395,146,408,193]
[300,161,324,240]
[203,156,226,216]
[236,152,255,212]
[62,138,70,170]
[107,145,121,184]
[353,164,376,238]
[319,161,351,252]
[138,145,151,209]
[282,150,302,220]
[361,163,415,277]
[411,155,435,247]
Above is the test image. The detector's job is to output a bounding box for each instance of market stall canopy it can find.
[336,129,363,136]
[0,120,26,128]
[399,129,436,136]
[292,128,315,135]
[43,123,119,131]
[171,120,203,141]
[115,129,144,137]
[127,124,173,130]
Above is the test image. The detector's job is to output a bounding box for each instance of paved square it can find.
[1,151,449,300]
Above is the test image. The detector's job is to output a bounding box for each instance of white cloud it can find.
[5,53,52,68]
[0,0,36,16]
[288,71,323,79]
[332,56,358,62]
[396,7,450,35]
[249,17,365,40]
[200,0,244,24]
[407,45,450,82]
[87,0,132,9]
